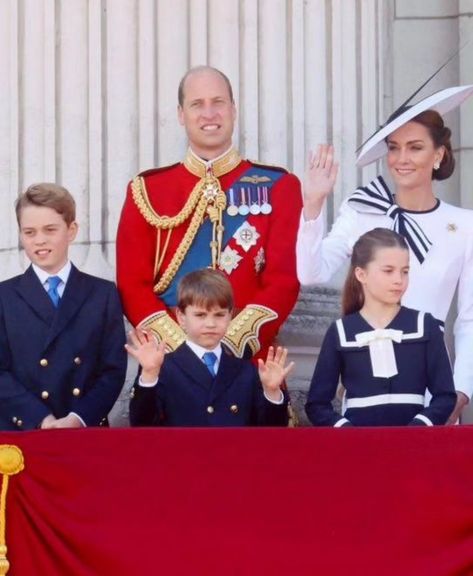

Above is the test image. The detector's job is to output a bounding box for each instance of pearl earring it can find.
[433,162,440,170]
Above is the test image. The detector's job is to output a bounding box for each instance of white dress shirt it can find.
[32,261,72,297]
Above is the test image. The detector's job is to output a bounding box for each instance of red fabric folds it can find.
[1,427,473,575]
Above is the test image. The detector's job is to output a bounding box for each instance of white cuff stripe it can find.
[345,393,424,409]
[414,414,433,426]
[334,418,350,428]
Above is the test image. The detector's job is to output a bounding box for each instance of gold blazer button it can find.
[74,357,82,365]
[72,388,81,397]
[40,358,48,367]
[41,391,49,400]
[207,406,214,414]
[230,404,238,414]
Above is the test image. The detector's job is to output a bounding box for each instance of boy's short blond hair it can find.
[15,183,76,226]
[177,269,234,312]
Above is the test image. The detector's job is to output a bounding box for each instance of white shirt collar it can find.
[32,260,72,287]
[186,340,222,363]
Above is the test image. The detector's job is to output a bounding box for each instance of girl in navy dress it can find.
[305,228,456,427]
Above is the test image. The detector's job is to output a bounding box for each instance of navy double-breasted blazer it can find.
[129,343,288,427]
[0,264,127,430]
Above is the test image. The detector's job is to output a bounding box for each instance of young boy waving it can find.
[128,269,293,426]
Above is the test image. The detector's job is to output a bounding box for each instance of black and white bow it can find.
[347,176,432,264]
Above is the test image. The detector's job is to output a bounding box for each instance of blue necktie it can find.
[202,352,217,377]
[47,276,62,308]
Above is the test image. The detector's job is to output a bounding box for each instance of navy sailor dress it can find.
[305,307,457,427]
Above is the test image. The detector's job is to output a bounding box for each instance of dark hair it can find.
[386,107,454,181]
[15,183,76,226]
[177,268,234,312]
[177,66,234,107]
[342,228,408,316]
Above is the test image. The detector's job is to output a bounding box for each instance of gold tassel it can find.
[0,445,25,575]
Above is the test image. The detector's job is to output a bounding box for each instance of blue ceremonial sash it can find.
[159,165,285,306]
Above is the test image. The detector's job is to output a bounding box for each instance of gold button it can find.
[207,406,214,414]
[40,358,48,367]
[74,357,81,365]
[17,420,23,427]
[41,391,49,400]
[72,388,81,397]
[230,404,238,414]
[12,417,17,424]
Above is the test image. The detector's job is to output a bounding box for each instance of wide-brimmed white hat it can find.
[356,84,473,167]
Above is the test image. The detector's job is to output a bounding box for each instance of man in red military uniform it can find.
[117,66,301,359]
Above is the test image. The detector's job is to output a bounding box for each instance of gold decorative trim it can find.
[0,445,25,575]
[240,174,271,184]
[152,174,227,294]
[183,147,241,178]
[131,176,201,230]
[132,163,229,294]
[140,312,186,352]
[222,305,278,358]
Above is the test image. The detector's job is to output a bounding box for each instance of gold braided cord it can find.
[0,445,25,575]
[152,173,227,294]
[155,229,173,278]
[153,195,207,293]
[132,149,237,294]
[131,176,202,230]
[153,229,161,279]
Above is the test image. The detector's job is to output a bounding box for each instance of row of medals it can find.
[226,186,272,216]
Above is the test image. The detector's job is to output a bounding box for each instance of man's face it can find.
[178,69,236,160]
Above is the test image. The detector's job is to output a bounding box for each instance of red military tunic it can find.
[116,148,302,358]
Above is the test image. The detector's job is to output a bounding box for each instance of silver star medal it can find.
[203,181,219,201]
[234,221,260,252]
[218,246,243,274]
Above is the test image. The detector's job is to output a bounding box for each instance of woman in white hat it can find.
[297,86,473,423]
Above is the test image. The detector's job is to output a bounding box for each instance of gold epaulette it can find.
[139,312,185,352]
[222,305,278,358]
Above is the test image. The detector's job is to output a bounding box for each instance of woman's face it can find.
[386,121,444,190]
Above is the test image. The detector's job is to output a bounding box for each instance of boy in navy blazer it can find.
[128,269,293,426]
[0,183,127,430]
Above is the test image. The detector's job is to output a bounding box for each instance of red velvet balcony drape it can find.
[1,427,473,575]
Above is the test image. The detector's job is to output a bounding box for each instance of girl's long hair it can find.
[341,228,408,316]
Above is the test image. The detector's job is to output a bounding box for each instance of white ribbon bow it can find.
[355,329,403,378]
